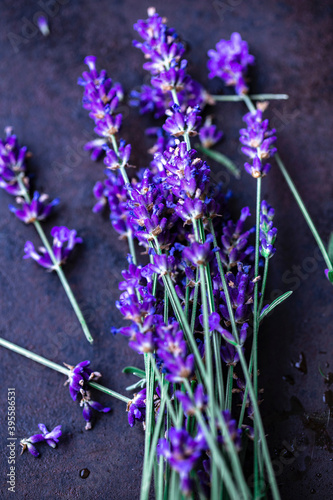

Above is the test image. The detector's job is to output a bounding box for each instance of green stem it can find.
[109,134,138,265]
[242,94,257,113]
[252,176,262,497]
[16,175,93,344]
[0,336,130,403]
[212,93,289,102]
[225,365,234,411]
[237,348,281,500]
[258,257,269,315]
[195,144,241,179]
[182,380,243,500]
[275,153,333,272]
[140,395,167,500]
[142,354,155,496]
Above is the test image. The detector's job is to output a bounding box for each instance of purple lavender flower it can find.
[104,140,131,171]
[209,311,248,346]
[64,360,101,401]
[23,226,82,270]
[183,241,213,267]
[0,127,29,196]
[199,116,223,149]
[220,342,240,366]
[80,390,111,431]
[259,200,277,259]
[176,384,207,416]
[127,388,146,427]
[240,110,277,178]
[133,8,207,116]
[163,104,202,138]
[37,16,50,36]
[9,192,59,224]
[219,410,242,451]
[219,263,255,324]
[84,138,106,161]
[156,321,194,383]
[20,424,62,457]
[219,207,255,269]
[207,33,255,95]
[20,436,43,457]
[35,424,62,448]
[158,427,205,495]
[78,56,124,148]
[149,253,176,278]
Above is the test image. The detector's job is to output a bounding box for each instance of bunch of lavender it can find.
[75,8,290,500]
[0,129,93,344]
[2,6,330,500]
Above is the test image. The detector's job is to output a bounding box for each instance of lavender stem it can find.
[0,336,130,403]
[16,175,94,344]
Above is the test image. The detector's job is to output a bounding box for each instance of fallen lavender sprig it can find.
[0,129,93,344]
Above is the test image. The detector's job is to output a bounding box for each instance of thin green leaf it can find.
[195,144,241,179]
[122,366,146,378]
[126,378,146,391]
[328,270,333,284]
[328,232,333,263]
[259,291,293,322]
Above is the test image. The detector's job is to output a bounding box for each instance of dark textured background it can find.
[0,0,332,498]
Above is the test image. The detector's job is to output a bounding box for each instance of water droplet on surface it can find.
[80,468,90,479]
[316,473,322,478]
[310,489,316,494]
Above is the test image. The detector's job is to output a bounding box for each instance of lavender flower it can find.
[207,33,255,95]
[176,384,207,416]
[20,436,43,457]
[127,388,146,427]
[259,200,277,258]
[133,8,206,113]
[23,226,82,270]
[64,360,101,401]
[35,424,62,448]
[218,410,242,451]
[79,390,111,431]
[20,424,62,457]
[240,110,277,178]
[219,263,255,324]
[158,427,205,495]
[163,104,202,138]
[156,321,194,383]
[9,192,59,224]
[199,116,223,149]
[37,16,50,36]
[78,56,124,154]
[183,241,213,267]
[209,311,248,346]
[0,127,29,196]
[219,207,255,268]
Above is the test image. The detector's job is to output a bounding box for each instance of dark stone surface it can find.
[0,0,332,498]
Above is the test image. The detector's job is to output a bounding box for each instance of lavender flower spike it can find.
[207,33,255,95]
[23,226,82,270]
[9,191,59,224]
[259,200,277,258]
